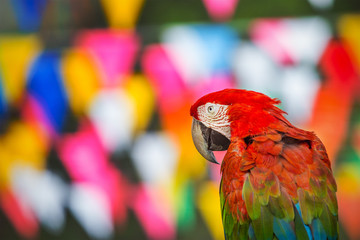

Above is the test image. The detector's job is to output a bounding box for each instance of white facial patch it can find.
[197,103,231,139]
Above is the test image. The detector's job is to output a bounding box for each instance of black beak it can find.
[191,118,231,164]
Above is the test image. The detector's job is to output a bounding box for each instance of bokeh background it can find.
[0,0,359,239]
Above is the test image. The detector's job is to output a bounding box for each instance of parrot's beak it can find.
[191,118,231,164]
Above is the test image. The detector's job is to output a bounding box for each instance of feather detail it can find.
[318,205,338,239]
[252,206,273,240]
[298,188,315,225]
[243,175,261,219]
[191,89,339,240]
[220,129,338,239]
[294,204,311,240]
[277,188,295,221]
[324,188,338,215]
[311,218,327,240]
[273,217,296,240]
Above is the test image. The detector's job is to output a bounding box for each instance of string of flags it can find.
[0,1,360,240]
[8,0,337,33]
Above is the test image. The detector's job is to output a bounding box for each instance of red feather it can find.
[190,89,286,138]
[191,89,338,239]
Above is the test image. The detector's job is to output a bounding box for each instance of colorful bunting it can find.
[232,41,281,96]
[0,121,47,188]
[131,132,178,185]
[27,52,68,134]
[10,0,48,31]
[142,44,187,111]
[75,30,139,87]
[0,188,38,238]
[338,15,360,71]
[309,40,358,161]
[202,0,239,21]
[11,168,67,232]
[0,3,359,239]
[0,35,41,105]
[162,25,238,84]
[197,181,224,240]
[101,0,145,29]
[69,183,114,239]
[58,123,127,224]
[280,65,320,125]
[132,185,175,240]
[124,74,155,133]
[62,48,101,115]
[251,18,331,65]
[89,89,135,152]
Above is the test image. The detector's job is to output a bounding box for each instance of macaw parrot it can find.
[190,89,338,240]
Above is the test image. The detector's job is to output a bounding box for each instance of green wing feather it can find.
[251,206,273,240]
[219,129,338,240]
[221,181,249,240]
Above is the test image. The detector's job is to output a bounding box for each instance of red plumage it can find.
[190,89,338,239]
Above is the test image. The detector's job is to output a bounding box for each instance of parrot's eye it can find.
[201,103,226,119]
[207,105,214,113]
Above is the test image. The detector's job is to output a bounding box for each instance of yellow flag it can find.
[0,35,41,105]
[0,121,47,188]
[0,143,13,189]
[338,15,360,70]
[336,163,360,195]
[197,181,225,240]
[62,48,101,115]
[124,74,155,133]
[101,0,145,29]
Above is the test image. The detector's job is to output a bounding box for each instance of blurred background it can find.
[0,0,359,239]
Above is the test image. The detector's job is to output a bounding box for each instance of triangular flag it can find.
[142,44,186,111]
[27,52,68,133]
[0,35,41,105]
[338,15,360,71]
[162,24,238,87]
[101,0,145,28]
[89,89,135,152]
[132,185,175,240]
[0,121,48,191]
[0,189,38,238]
[197,181,224,240]
[202,0,239,21]
[124,74,155,133]
[75,30,139,87]
[62,48,101,115]
[11,0,48,31]
[58,123,127,224]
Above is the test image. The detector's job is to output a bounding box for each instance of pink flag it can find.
[202,0,239,21]
[58,122,127,222]
[142,44,187,111]
[132,185,175,240]
[251,19,294,65]
[1,189,38,238]
[75,30,139,87]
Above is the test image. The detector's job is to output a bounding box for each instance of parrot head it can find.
[190,89,284,164]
